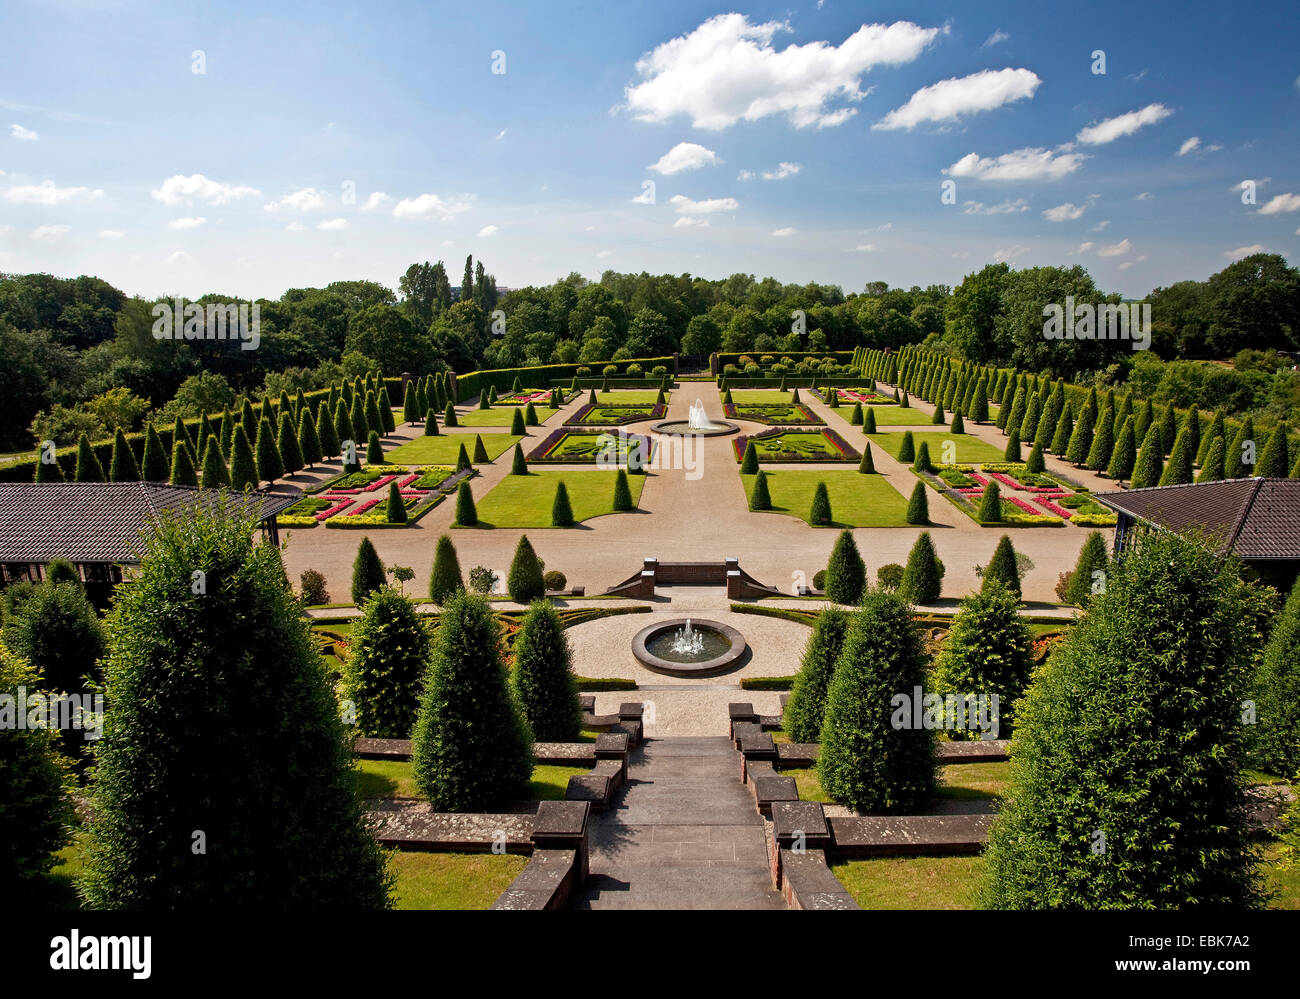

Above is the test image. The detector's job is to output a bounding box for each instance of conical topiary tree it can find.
[551,481,575,527]
[740,441,759,474]
[1025,440,1045,473]
[1129,425,1164,489]
[140,423,169,481]
[455,442,471,473]
[951,410,965,434]
[473,435,489,464]
[982,534,1021,599]
[809,481,832,526]
[980,529,1266,910]
[332,400,353,456]
[1066,530,1109,607]
[278,412,303,477]
[199,435,230,489]
[507,536,545,602]
[511,443,528,475]
[254,417,283,484]
[298,407,322,469]
[850,402,863,425]
[78,509,392,909]
[613,469,634,511]
[344,587,430,738]
[109,428,140,482]
[858,444,875,474]
[1197,410,1226,467]
[1003,429,1021,463]
[825,530,865,605]
[525,402,539,427]
[444,401,459,428]
[511,407,526,435]
[423,405,439,436]
[864,408,877,434]
[1085,410,1114,471]
[905,481,929,525]
[35,452,64,482]
[351,537,386,604]
[817,588,936,812]
[385,481,407,524]
[1065,404,1095,466]
[429,534,464,604]
[411,591,534,811]
[898,431,915,463]
[1050,404,1074,455]
[1225,417,1254,479]
[978,480,1002,523]
[783,607,851,743]
[898,531,941,604]
[510,599,582,742]
[1157,425,1195,486]
[749,469,772,510]
[454,480,477,526]
[169,436,197,487]
[913,441,933,473]
[1197,436,1226,482]
[1106,415,1137,482]
[228,426,259,490]
[1251,575,1300,778]
[403,380,418,424]
[933,583,1033,739]
[1256,422,1290,478]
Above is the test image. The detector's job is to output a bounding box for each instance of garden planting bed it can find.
[812,387,897,406]
[565,402,666,426]
[723,402,822,425]
[495,389,553,406]
[732,427,860,463]
[528,429,657,464]
[914,462,1117,528]
[284,465,465,528]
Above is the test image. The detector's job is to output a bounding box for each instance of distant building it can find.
[1093,477,1300,591]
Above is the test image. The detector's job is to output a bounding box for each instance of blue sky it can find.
[1,0,1297,300]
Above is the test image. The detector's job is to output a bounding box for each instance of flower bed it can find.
[324,492,445,528]
[812,387,897,406]
[565,402,665,426]
[916,463,1065,526]
[723,402,822,425]
[732,426,860,463]
[496,389,552,406]
[305,464,410,494]
[528,428,657,464]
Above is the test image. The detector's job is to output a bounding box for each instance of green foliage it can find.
[898,531,941,604]
[1025,441,1045,473]
[411,591,534,811]
[613,469,634,511]
[1066,531,1109,607]
[507,535,545,602]
[140,423,169,481]
[1003,429,1021,463]
[351,537,386,604]
[430,534,464,604]
[1,579,105,693]
[817,589,935,812]
[511,442,527,475]
[228,425,258,490]
[551,481,575,527]
[950,410,965,434]
[825,530,865,604]
[981,530,1266,910]
[783,608,851,743]
[109,428,140,482]
[977,480,1002,523]
[864,408,877,433]
[454,480,477,526]
[1106,415,1137,482]
[385,481,407,523]
[982,535,1021,599]
[1157,425,1195,485]
[1085,409,1114,471]
[278,413,303,475]
[169,436,197,487]
[1257,422,1290,478]
[905,481,929,525]
[297,407,322,467]
[200,435,230,489]
[366,430,384,465]
[444,401,458,428]
[1224,416,1253,479]
[898,431,915,462]
[423,405,439,436]
[749,469,772,510]
[1197,436,1226,482]
[510,600,582,742]
[1065,404,1095,465]
[79,509,392,908]
[254,416,283,484]
[810,481,833,526]
[473,435,489,464]
[511,407,526,435]
[1129,425,1164,489]
[344,588,430,738]
[1252,577,1300,777]
[858,444,875,474]
[740,440,759,474]
[913,441,933,473]
[933,584,1033,738]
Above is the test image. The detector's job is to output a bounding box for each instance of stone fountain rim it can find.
[648,419,740,437]
[631,617,748,677]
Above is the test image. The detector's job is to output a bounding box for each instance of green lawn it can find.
[386,433,522,464]
[467,469,647,528]
[594,389,670,404]
[391,850,528,909]
[355,758,589,802]
[865,405,948,426]
[457,405,561,427]
[741,470,911,527]
[832,854,985,909]
[784,761,1009,806]
[729,389,801,404]
[868,430,1006,463]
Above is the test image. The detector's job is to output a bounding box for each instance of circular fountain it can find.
[631,617,748,676]
[651,398,739,437]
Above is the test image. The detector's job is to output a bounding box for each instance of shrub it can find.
[169,436,198,487]
[898,532,941,604]
[140,423,169,481]
[812,569,827,590]
[1252,576,1300,777]
[1158,425,1196,486]
[510,600,582,741]
[384,481,407,523]
[200,435,230,489]
[299,569,329,605]
[1129,425,1164,489]
[809,481,832,526]
[79,509,392,908]
[980,530,1267,909]
[817,589,935,812]
[1198,436,1226,482]
[430,534,464,604]
[612,469,634,511]
[473,435,490,464]
[825,530,865,605]
[444,401,458,428]
[914,441,933,473]
[876,563,904,591]
[1107,415,1137,482]
[0,645,73,894]
[525,402,539,426]
[898,431,915,462]
[511,408,525,434]
[1025,441,1045,474]
[507,535,545,603]
[750,469,772,510]
[109,428,140,482]
[410,591,534,811]
[351,537,386,604]
[344,588,431,738]
[982,535,1021,599]
[551,481,575,527]
[905,481,929,525]
[543,570,567,592]
[468,565,497,595]
[783,608,851,743]
[977,480,1002,523]
[45,559,80,588]
[1,580,105,694]
[933,584,1033,739]
[740,441,759,474]
[864,408,877,433]
[254,417,284,484]
[1003,429,1021,463]
[950,410,965,434]
[454,480,477,526]
[858,445,875,474]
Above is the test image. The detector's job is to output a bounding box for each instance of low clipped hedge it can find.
[455,357,676,402]
[575,677,637,691]
[739,676,795,691]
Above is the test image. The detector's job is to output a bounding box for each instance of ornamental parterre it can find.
[723,402,822,425]
[731,427,860,463]
[565,402,667,426]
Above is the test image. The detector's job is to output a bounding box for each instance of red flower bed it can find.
[348,499,381,516]
[397,473,418,488]
[969,472,990,486]
[1035,497,1073,518]
[316,499,353,521]
[1006,496,1042,516]
[365,474,398,492]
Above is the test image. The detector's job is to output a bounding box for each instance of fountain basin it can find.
[631,618,748,677]
[650,419,739,437]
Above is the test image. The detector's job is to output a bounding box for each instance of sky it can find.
[1,0,1298,302]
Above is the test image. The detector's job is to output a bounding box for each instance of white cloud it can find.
[993,245,1031,261]
[167,216,206,230]
[476,224,499,237]
[1090,219,1111,232]
[982,29,1009,47]
[874,68,1040,130]
[264,187,328,213]
[737,169,755,181]
[962,199,1029,215]
[285,221,304,232]
[648,142,721,175]
[391,193,473,219]
[1076,103,1172,145]
[673,216,708,228]
[584,225,597,231]
[317,218,349,230]
[31,224,70,242]
[99,229,125,239]
[166,250,192,263]
[5,180,105,205]
[151,173,259,206]
[668,194,739,217]
[1224,244,1268,259]
[360,192,390,211]
[1258,193,1300,215]
[1067,242,1094,256]
[631,187,655,205]
[596,249,612,258]
[1135,192,1153,200]
[1042,202,1086,222]
[944,146,1085,182]
[1177,136,1201,156]
[1097,238,1133,257]
[623,13,940,130]
[10,123,38,141]
[770,226,796,236]
[495,128,508,140]
[850,243,875,252]
[761,161,801,180]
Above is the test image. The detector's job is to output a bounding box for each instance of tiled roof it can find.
[1093,477,1300,560]
[0,482,301,564]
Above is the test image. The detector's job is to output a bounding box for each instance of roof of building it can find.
[0,482,301,564]
[1092,477,1300,561]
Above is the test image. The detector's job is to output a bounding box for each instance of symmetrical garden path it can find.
[573,735,787,910]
